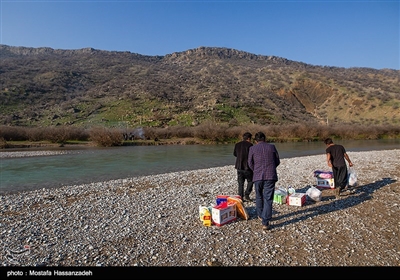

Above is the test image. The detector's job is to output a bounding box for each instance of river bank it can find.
[1,149,399,270]
[0,137,228,150]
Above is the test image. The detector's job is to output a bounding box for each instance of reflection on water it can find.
[0,139,398,193]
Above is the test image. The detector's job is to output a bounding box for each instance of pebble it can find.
[1,149,399,267]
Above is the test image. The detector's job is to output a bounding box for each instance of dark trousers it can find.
[237,169,253,198]
[333,165,348,190]
[255,180,276,226]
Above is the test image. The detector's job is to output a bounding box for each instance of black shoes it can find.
[244,195,252,202]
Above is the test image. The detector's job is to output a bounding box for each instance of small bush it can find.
[0,137,8,148]
[88,126,124,147]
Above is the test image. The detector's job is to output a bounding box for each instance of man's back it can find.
[248,141,280,182]
[326,144,346,167]
[234,140,253,170]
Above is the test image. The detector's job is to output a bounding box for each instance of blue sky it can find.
[1,0,399,70]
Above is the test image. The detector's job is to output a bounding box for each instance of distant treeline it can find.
[0,122,399,148]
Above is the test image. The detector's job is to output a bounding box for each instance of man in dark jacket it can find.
[233,132,253,202]
[248,132,280,231]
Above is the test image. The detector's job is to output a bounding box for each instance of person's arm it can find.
[344,153,353,167]
[326,153,332,168]
[274,147,280,167]
[247,150,254,171]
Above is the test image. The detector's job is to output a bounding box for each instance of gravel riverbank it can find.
[1,149,399,276]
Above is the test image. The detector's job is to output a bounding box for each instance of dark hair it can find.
[324,138,333,145]
[242,132,252,141]
[254,132,266,142]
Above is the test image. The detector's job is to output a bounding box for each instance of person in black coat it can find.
[233,132,254,202]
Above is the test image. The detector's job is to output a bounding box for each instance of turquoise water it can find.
[0,139,398,193]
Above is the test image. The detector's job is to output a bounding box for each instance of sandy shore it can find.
[1,149,399,274]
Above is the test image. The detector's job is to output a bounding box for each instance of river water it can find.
[0,139,398,193]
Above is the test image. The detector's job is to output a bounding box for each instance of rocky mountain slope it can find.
[1,44,399,128]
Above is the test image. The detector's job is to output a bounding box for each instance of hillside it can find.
[0,44,399,128]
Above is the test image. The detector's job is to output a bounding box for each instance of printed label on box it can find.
[316,178,335,189]
[211,202,237,226]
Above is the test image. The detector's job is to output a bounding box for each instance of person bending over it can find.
[324,138,354,198]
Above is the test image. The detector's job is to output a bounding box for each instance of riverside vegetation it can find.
[0,123,399,148]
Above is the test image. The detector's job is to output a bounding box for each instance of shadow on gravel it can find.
[270,177,396,229]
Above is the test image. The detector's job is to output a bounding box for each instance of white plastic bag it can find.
[275,187,288,196]
[306,186,322,202]
[348,167,357,187]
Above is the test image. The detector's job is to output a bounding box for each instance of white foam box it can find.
[316,178,335,189]
[211,202,237,226]
[287,193,306,207]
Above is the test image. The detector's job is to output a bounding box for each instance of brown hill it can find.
[0,44,399,128]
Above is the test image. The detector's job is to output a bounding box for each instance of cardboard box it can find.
[316,178,335,189]
[216,195,241,205]
[211,202,237,226]
[287,193,306,206]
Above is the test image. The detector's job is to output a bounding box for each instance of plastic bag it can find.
[306,186,322,202]
[313,170,333,179]
[275,187,288,196]
[273,187,288,204]
[348,167,357,187]
[287,186,296,195]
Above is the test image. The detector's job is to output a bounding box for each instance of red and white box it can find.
[316,178,335,189]
[287,193,306,206]
[211,202,237,226]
